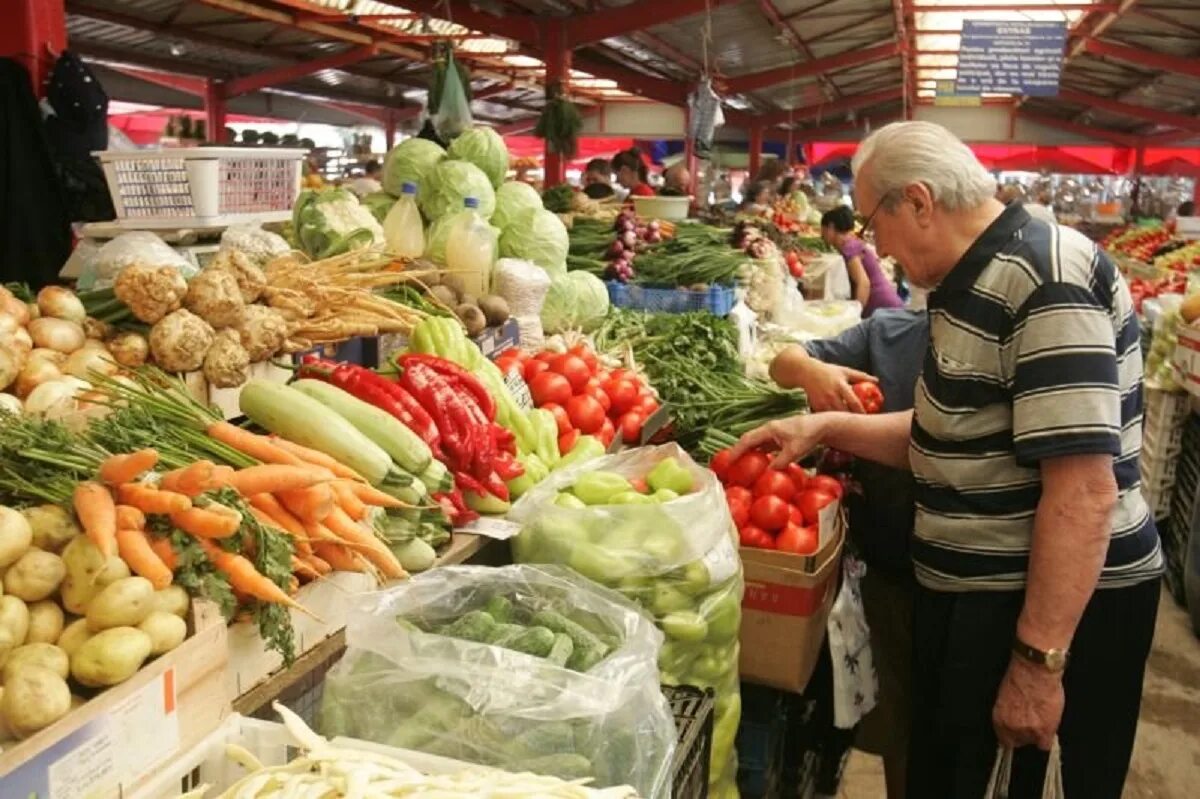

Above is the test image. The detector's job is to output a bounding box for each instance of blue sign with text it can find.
[956,20,1067,96]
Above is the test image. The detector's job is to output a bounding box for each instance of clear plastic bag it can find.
[80,231,197,290]
[509,444,744,796]
[433,53,473,141]
[319,564,675,799]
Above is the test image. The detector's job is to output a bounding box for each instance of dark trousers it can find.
[907,578,1159,799]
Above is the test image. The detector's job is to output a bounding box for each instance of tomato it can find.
[755,531,777,549]
[750,495,789,531]
[796,489,835,526]
[549,354,591,393]
[542,402,572,436]
[753,469,795,502]
[534,350,556,363]
[850,381,884,414]
[807,474,844,500]
[558,428,579,455]
[523,358,550,382]
[606,379,640,415]
[597,417,616,448]
[710,449,733,481]
[727,450,770,488]
[728,499,750,529]
[618,411,645,444]
[630,477,649,493]
[568,343,599,374]
[785,463,808,492]
[529,371,572,407]
[635,396,660,417]
[497,347,527,364]
[776,522,819,555]
[788,504,804,526]
[725,485,752,507]
[494,355,518,374]
[607,367,631,384]
[739,524,766,548]
[566,394,606,434]
[588,385,612,412]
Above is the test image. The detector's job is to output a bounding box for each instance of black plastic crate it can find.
[736,683,789,798]
[664,684,714,799]
[1164,412,1200,607]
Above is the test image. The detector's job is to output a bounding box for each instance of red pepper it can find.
[401,363,478,473]
[433,490,478,525]
[396,354,496,421]
[492,451,524,481]
[483,471,509,502]
[454,471,488,496]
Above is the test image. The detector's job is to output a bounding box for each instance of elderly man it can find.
[659,163,691,196]
[731,122,1160,799]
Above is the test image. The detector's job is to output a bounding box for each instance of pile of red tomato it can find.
[709,447,842,555]
[494,344,661,453]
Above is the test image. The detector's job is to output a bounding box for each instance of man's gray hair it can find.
[851,121,996,212]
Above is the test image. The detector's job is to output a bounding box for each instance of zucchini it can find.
[291,379,433,475]
[391,538,436,572]
[418,458,454,493]
[238,379,393,484]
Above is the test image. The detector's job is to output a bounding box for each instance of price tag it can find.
[458,516,522,540]
[503,369,534,411]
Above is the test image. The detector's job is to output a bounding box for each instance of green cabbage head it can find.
[447,127,509,188]
[419,159,496,221]
[381,137,445,200]
[499,208,569,272]
[491,181,544,231]
[541,271,610,333]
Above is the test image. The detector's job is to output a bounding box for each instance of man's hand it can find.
[992,657,1064,751]
[729,415,827,469]
[805,363,879,413]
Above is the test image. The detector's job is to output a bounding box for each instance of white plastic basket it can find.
[96,147,306,229]
[1141,450,1179,519]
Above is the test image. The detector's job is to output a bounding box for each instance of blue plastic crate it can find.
[606,280,736,315]
[736,682,789,798]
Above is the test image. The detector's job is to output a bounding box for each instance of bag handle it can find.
[984,738,1064,799]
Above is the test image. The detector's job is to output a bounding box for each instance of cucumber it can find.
[238,379,393,484]
[391,538,436,572]
[418,458,454,493]
[291,379,433,475]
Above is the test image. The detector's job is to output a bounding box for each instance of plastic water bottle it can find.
[382,182,425,259]
[445,197,496,296]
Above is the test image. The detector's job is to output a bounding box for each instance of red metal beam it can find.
[1057,87,1200,132]
[782,0,844,23]
[205,78,226,142]
[723,42,900,94]
[223,44,378,97]
[565,0,738,46]
[758,86,904,127]
[384,0,541,46]
[1016,110,1139,146]
[107,65,207,97]
[303,98,390,124]
[1082,38,1200,79]
[1067,0,1141,58]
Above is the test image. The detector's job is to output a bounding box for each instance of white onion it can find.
[107,331,149,369]
[26,303,39,320]
[0,345,22,392]
[15,359,62,398]
[24,376,90,419]
[0,313,19,337]
[64,345,118,380]
[28,348,67,367]
[0,289,29,325]
[37,286,86,323]
[27,317,86,353]
[0,392,21,415]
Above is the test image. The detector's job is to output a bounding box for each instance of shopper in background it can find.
[659,163,691,196]
[740,180,773,215]
[753,156,787,189]
[346,159,382,197]
[732,120,1161,799]
[770,308,928,799]
[611,147,655,197]
[820,206,903,318]
[581,157,615,199]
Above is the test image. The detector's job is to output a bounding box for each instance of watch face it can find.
[1045,650,1068,671]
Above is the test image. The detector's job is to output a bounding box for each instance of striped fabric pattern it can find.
[911,204,1163,592]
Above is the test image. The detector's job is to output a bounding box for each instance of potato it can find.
[0,596,29,646]
[86,577,154,632]
[4,550,65,602]
[2,665,71,738]
[0,507,32,569]
[0,628,15,671]
[69,694,86,710]
[3,643,68,682]
[56,619,92,658]
[26,600,64,645]
[152,586,190,619]
[0,687,11,741]
[60,537,130,614]
[71,627,152,687]
[20,505,79,554]
[138,611,187,655]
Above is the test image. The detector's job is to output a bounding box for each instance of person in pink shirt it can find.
[821,205,903,317]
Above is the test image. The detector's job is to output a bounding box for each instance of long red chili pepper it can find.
[396,354,496,421]
[400,362,476,470]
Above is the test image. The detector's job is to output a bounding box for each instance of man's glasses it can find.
[858,189,898,235]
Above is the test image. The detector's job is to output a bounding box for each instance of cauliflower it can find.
[237,305,289,362]
[184,268,244,329]
[218,223,291,267]
[149,309,214,373]
[113,264,188,324]
[292,188,384,259]
[203,329,250,388]
[208,249,267,304]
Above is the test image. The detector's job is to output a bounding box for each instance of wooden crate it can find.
[0,601,229,798]
[181,360,292,420]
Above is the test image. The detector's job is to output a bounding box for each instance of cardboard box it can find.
[1175,324,1200,400]
[738,507,844,693]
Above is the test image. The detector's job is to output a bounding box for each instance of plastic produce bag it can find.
[319,564,675,799]
[433,52,473,141]
[826,557,877,729]
[510,444,745,798]
[80,231,197,290]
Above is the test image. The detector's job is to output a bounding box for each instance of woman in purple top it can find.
[821,206,903,317]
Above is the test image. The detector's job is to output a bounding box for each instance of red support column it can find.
[683,109,698,197]
[384,109,397,151]
[785,127,796,170]
[205,79,227,145]
[542,21,571,188]
[2,0,66,95]
[749,125,764,179]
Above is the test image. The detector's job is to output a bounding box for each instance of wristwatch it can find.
[1013,638,1069,672]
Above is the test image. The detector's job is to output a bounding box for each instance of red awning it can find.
[502,136,634,169]
[1141,149,1200,178]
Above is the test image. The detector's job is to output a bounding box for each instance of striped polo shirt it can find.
[910,203,1163,592]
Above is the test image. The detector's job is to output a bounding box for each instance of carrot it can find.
[98,449,159,485]
[342,481,407,509]
[279,484,334,522]
[116,483,191,515]
[323,507,407,579]
[160,460,235,497]
[313,541,369,573]
[74,481,117,559]
[228,464,329,497]
[269,437,366,482]
[196,538,318,619]
[332,481,367,521]
[206,421,304,465]
[248,494,312,551]
[170,504,242,539]
[116,528,173,590]
[305,554,332,575]
[247,506,314,558]
[148,535,178,572]
[291,555,321,580]
[115,504,146,531]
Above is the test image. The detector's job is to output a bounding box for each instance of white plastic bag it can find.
[81,231,197,290]
[985,739,1064,799]
[320,564,675,799]
[827,556,878,729]
[494,257,552,316]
